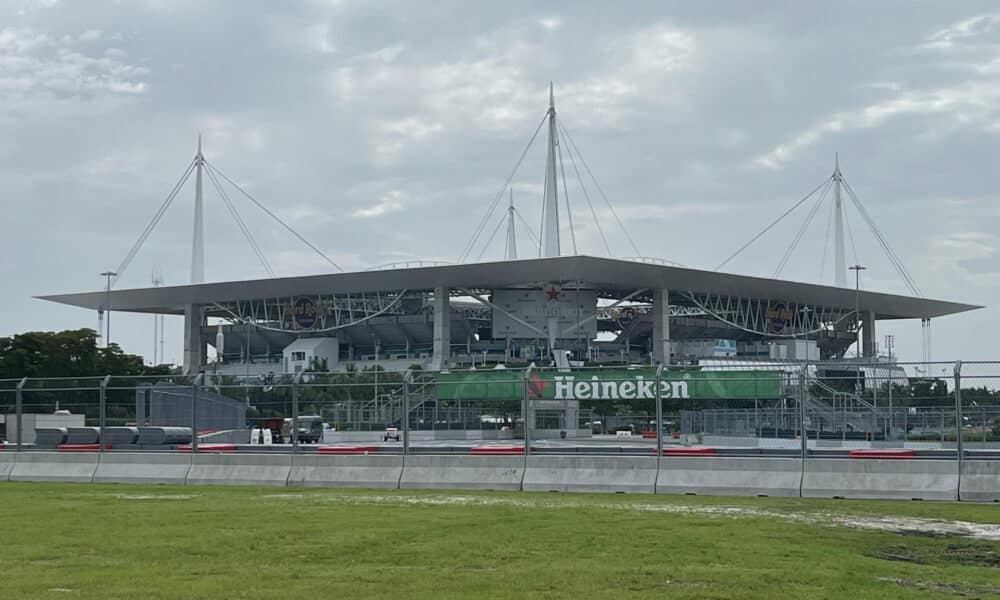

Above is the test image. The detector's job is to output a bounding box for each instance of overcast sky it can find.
[3,0,998,366]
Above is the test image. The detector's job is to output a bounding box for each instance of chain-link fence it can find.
[1,360,997,457]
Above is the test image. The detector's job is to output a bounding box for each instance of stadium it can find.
[37,90,980,380]
[27,88,987,454]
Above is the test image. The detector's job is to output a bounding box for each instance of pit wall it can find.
[1,451,997,501]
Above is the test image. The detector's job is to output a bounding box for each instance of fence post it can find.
[842,394,847,444]
[192,372,203,454]
[887,370,893,441]
[655,363,664,471]
[15,377,26,452]
[798,365,807,461]
[99,375,111,453]
[983,407,987,444]
[953,361,963,500]
[523,363,534,479]
[291,370,305,454]
[402,371,412,457]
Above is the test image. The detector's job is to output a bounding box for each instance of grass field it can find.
[1,483,999,599]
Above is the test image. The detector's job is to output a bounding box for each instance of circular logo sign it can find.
[765,301,792,335]
[292,297,319,329]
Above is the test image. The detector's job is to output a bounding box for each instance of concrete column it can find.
[861,310,876,358]
[431,287,450,371]
[564,401,578,435]
[652,288,671,364]
[183,304,206,374]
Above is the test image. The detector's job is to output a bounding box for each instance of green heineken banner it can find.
[436,369,781,401]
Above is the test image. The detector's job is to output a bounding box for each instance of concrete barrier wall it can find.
[959,460,1000,502]
[9,451,98,483]
[321,431,517,443]
[94,452,192,485]
[0,452,14,481]
[522,455,657,494]
[400,455,523,491]
[187,453,291,487]
[702,436,761,448]
[288,454,402,489]
[656,457,802,497]
[802,458,958,501]
[4,450,995,503]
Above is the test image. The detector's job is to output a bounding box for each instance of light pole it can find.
[795,305,811,355]
[100,271,117,347]
[848,264,866,431]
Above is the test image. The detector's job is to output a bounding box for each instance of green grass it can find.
[1,483,998,599]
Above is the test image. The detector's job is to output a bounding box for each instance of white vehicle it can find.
[248,428,274,445]
[383,427,400,442]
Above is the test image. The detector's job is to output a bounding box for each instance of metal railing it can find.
[0,360,997,459]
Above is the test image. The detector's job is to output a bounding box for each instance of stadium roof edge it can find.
[35,255,982,320]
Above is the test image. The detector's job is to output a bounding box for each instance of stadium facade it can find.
[38,255,979,376]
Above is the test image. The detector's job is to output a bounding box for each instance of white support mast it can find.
[833,153,847,287]
[191,134,205,284]
[541,83,561,258]
[152,270,164,364]
[505,189,518,260]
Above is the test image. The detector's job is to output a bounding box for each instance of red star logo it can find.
[545,287,560,301]
[527,372,549,399]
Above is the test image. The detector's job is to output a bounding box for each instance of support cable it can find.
[475,212,509,262]
[842,179,922,296]
[555,126,577,255]
[774,177,833,277]
[514,208,542,252]
[557,120,641,256]
[113,158,197,284]
[715,176,832,271]
[205,166,275,277]
[205,161,344,272]
[842,196,861,268]
[560,119,612,256]
[818,190,837,280]
[458,113,548,263]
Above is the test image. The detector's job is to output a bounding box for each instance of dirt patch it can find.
[113,493,197,501]
[874,551,926,564]
[877,576,1000,597]
[874,543,1000,569]
[894,528,951,539]
[941,543,1000,568]
[262,492,1000,541]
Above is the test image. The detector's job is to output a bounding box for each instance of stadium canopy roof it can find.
[36,255,981,320]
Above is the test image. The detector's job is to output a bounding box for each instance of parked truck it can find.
[261,416,324,444]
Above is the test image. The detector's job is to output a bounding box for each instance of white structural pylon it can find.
[505,189,517,260]
[833,153,847,287]
[190,134,205,284]
[540,83,561,258]
[152,269,165,364]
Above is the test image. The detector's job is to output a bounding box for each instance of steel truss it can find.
[210,290,410,333]
[678,291,858,338]
[206,284,859,342]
